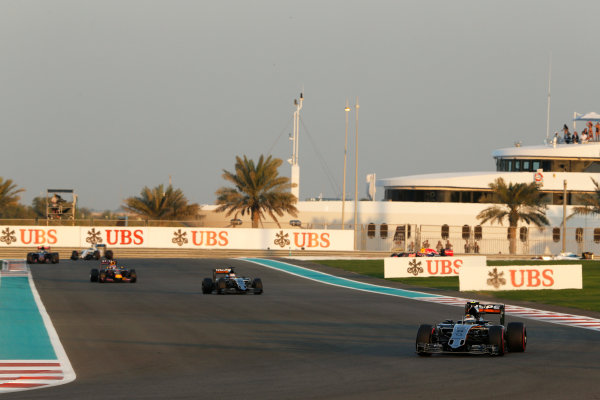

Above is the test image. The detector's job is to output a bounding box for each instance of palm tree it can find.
[123,184,200,220]
[0,178,24,207]
[215,155,298,228]
[0,178,25,218]
[570,178,600,217]
[477,177,549,254]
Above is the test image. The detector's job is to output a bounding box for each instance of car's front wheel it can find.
[90,269,99,282]
[506,322,526,352]
[488,326,505,356]
[252,278,263,295]
[202,278,214,294]
[216,278,227,294]
[416,324,434,356]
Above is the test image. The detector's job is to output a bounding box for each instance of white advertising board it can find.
[459,264,582,291]
[0,226,354,251]
[384,256,487,278]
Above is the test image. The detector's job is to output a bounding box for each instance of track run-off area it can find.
[3,258,600,399]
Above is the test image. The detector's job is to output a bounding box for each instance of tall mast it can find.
[546,55,552,143]
[290,92,303,200]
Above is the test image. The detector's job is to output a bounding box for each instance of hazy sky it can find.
[2,1,600,210]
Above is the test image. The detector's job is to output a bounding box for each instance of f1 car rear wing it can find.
[465,301,505,325]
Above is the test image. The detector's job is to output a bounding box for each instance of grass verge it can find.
[314,259,600,313]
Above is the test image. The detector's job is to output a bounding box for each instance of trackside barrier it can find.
[384,256,486,278]
[0,226,354,251]
[459,264,583,291]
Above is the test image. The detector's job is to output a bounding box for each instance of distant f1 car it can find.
[71,243,114,261]
[202,267,263,295]
[90,259,137,283]
[27,246,59,264]
[416,301,526,356]
[391,248,454,257]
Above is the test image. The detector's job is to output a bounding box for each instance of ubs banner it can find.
[0,226,354,251]
[459,264,583,291]
[384,256,487,278]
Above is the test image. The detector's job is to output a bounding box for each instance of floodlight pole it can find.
[562,179,567,253]
[353,97,359,250]
[290,93,303,200]
[342,100,350,229]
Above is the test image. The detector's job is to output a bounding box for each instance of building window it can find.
[380,223,388,239]
[520,227,528,242]
[474,225,482,240]
[462,225,470,240]
[367,223,376,238]
[394,226,405,242]
[552,227,560,242]
[576,228,584,243]
[441,224,449,240]
[594,228,600,243]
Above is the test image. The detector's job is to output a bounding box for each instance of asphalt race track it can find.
[5,258,600,399]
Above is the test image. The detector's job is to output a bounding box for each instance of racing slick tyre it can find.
[99,271,107,283]
[26,254,35,264]
[51,254,59,264]
[252,278,263,295]
[202,278,214,294]
[71,251,78,261]
[506,322,527,352]
[93,251,100,260]
[105,250,114,260]
[90,269,99,282]
[129,269,137,283]
[216,278,227,294]
[416,324,434,356]
[488,326,505,356]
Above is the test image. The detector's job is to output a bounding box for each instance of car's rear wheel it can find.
[93,251,100,260]
[129,269,137,283]
[202,278,214,294]
[71,251,78,261]
[216,278,227,294]
[252,278,263,295]
[506,322,527,352]
[90,268,99,282]
[105,250,114,260]
[416,324,434,356]
[26,254,35,264]
[51,254,59,264]
[488,326,505,356]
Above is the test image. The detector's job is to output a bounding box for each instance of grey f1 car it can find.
[202,267,263,295]
[416,301,526,356]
